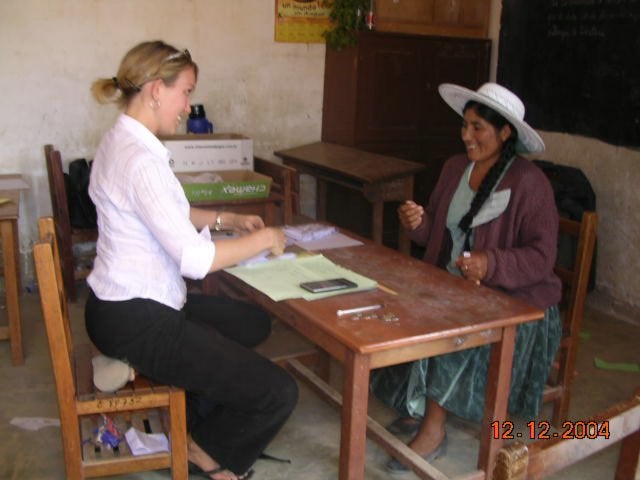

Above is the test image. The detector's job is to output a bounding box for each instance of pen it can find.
[337,304,383,316]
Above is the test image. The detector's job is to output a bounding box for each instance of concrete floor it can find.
[0,284,638,479]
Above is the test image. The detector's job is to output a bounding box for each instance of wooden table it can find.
[274,142,425,254]
[0,189,24,365]
[206,235,543,479]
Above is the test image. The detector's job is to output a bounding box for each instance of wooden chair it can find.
[34,216,188,480]
[492,387,640,479]
[44,144,98,302]
[543,211,599,426]
[254,156,300,225]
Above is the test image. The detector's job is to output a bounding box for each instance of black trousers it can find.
[85,290,298,475]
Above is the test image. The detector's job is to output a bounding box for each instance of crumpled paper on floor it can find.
[10,417,60,431]
[124,426,169,456]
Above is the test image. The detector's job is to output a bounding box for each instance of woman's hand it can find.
[223,212,265,233]
[266,227,286,256]
[398,200,424,231]
[209,226,286,272]
[455,250,488,285]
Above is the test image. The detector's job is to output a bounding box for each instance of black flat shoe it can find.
[386,416,423,436]
[188,461,225,477]
[385,434,448,475]
[189,461,254,480]
[238,469,254,480]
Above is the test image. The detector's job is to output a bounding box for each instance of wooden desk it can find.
[274,142,425,254]
[0,189,23,365]
[205,235,543,479]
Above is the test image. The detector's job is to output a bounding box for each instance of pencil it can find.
[377,283,398,296]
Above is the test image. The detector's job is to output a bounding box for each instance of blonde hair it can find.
[91,40,198,108]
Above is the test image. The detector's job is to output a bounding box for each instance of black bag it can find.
[65,158,97,229]
[532,160,596,220]
[533,159,597,291]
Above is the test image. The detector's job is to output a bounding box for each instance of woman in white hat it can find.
[373,83,562,473]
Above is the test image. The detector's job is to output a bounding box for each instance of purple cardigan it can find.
[408,154,561,310]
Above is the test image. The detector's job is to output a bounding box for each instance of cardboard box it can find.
[161,134,253,172]
[176,170,272,202]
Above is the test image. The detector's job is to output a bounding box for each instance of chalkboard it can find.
[497,0,640,148]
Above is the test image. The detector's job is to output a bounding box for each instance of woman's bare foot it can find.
[188,435,238,480]
[409,399,447,457]
[409,428,446,457]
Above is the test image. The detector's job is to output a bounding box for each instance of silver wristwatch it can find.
[214,213,223,231]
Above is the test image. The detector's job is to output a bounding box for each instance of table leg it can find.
[478,325,516,478]
[316,179,327,220]
[1,220,23,365]
[372,201,383,245]
[339,350,371,480]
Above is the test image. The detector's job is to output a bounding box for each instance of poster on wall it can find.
[275,0,332,43]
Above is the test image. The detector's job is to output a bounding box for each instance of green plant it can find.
[322,0,369,50]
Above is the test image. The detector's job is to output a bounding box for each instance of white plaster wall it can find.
[1,0,638,314]
[538,134,640,314]
[0,0,324,280]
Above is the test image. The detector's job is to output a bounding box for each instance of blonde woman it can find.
[87,40,297,480]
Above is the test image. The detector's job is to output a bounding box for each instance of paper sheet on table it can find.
[283,223,336,242]
[0,197,11,206]
[238,251,297,266]
[224,254,377,301]
[294,232,363,250]
[124,427,169,456]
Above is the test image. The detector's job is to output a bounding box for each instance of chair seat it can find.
[68,343,184,476]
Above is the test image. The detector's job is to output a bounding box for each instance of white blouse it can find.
[87,114,215,310]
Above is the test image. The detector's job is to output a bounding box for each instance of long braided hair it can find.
[458,101,518,251]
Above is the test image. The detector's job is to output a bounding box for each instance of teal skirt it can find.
[370,305,561,422]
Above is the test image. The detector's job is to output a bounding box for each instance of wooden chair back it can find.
[543,211,599,425]
[34,216,187,480]
[493,387,640,479]
[44,144,98,302]
[254,156,300,224]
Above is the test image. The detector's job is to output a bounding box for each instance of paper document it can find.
[225,254,377,301]
[283,223,337,242]
[124,427,169,456]
[238,251,297,266]
[295,232,363,250]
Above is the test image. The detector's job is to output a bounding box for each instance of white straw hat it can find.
[438,82,545,154]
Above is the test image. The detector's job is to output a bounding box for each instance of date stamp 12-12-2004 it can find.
[491,420,610,440]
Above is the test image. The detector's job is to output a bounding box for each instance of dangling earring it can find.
[150,99,160,110]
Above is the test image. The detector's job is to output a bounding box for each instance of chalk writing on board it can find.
[498,0,640,147]
[546,0,640,38]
